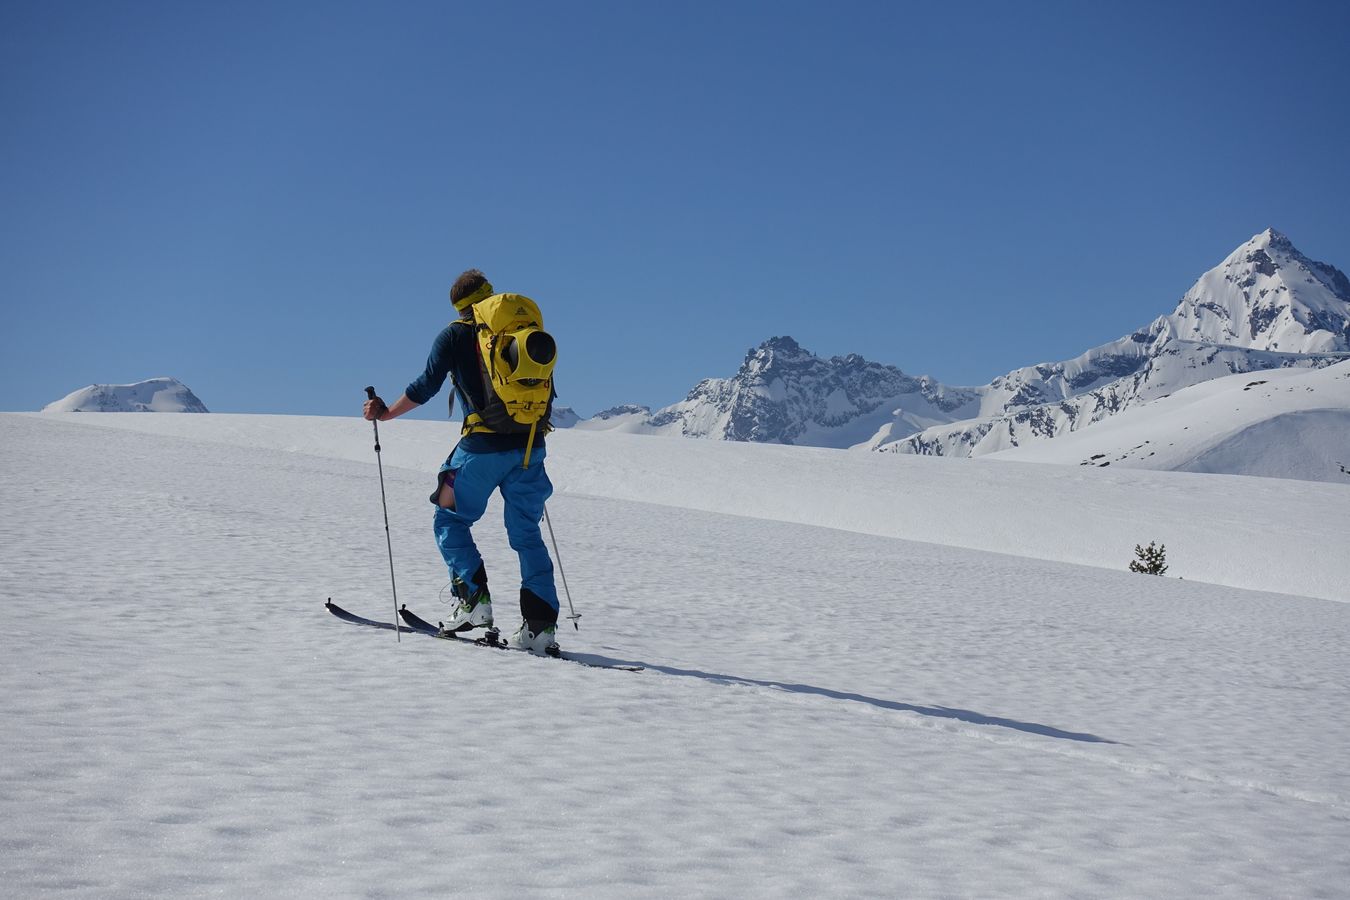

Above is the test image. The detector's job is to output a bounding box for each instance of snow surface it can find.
[989,360,1350,484]
[3,411,1349,897]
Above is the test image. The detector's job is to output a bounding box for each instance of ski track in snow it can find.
[3,413,1349,897]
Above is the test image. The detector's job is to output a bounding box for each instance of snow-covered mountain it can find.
[582,229,1349,472]
[575,336,979,448]
[888,341,1345,459]
[885,229,1349,458]
[574,404,654,429]
[549,405,581,428]
[1164,228,1350,353]
[42,377,209,413]
[987,361,1350,483]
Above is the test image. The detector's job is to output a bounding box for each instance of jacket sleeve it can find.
[405,326,456,405]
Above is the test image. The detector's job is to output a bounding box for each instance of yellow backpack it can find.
[460,293,557,465]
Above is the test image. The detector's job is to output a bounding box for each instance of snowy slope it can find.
[989,360,1350,482]
[42,377,209,413]
[888,342,1347,459]
[29,410,1350,601]
[3,412,1349,897]
[883,229,1350,459]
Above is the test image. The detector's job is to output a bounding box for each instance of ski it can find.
[324,599,416,633]
[398,604,644,671]
[325,600,643,672]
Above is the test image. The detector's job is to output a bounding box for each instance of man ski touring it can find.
[362,269,561,655]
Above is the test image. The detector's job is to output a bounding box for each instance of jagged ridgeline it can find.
[575,229,1350,460]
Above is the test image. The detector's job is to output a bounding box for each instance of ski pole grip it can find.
[365,386,377,400]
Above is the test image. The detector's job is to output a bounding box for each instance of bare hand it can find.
[363,396,388,421]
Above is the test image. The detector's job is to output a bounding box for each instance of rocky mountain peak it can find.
[638,336,978,445]
[742,335,812,371]
[1167,228,1350,353]
[1253,227,1292,250]
[758,335,803,354]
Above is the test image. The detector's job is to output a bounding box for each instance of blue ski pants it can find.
[431,443,558,611]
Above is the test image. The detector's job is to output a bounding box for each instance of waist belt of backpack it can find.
[461,412,492,435]
[461,412,540,469]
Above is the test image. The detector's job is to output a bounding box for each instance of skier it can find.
[362,269,561,655]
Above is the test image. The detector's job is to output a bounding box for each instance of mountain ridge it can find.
[576,229,1350,472]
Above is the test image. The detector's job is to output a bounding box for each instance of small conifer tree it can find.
[1129,541,1168,576]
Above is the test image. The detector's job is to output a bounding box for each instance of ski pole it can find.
[542,504,580,630]
[365,386,400,642]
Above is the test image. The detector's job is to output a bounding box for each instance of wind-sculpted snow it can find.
[3,412,1348,897]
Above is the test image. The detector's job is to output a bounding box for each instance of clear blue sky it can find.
[3,0,1348,418]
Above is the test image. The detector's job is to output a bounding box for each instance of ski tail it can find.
[325,599,414,633]
[397,604,441,635]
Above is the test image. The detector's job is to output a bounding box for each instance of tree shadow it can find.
[590,655,1120,745]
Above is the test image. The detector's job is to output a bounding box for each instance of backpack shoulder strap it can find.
[445,318,477,422]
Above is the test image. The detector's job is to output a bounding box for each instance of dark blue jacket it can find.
[405,320,544,453]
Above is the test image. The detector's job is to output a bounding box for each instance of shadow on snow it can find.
[327,600,1116,744]
[597,658,1120,745]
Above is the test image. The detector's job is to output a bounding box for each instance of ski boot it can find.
[439,575,493,635]
[513,619,561,657]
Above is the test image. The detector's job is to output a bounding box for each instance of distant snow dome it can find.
[43,377,209,413]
